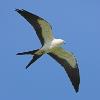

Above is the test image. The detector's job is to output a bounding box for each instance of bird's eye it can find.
[64,41,66,44]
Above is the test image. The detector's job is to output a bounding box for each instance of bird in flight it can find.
[16,9,80,93]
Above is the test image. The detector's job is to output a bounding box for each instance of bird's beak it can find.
[64,41,66,44]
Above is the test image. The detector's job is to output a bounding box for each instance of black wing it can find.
[48,47,80,92]
[16,9,54,46]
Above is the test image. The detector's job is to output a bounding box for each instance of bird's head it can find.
[57,39,66,45]
[51,39,66,48]
[60,39,66,44]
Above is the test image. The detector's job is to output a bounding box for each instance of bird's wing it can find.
[16,9,54,46]
[48,47,80,92]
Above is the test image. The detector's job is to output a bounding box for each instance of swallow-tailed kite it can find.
[16,9,80,93]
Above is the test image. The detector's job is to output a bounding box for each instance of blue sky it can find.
[0,0,100,99]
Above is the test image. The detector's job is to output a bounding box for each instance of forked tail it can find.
[16,49,43,69]
[16,49,39,55]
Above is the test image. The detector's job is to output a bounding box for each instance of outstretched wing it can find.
[16,9,54,46]
[48,47,80,92]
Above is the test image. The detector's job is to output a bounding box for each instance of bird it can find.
[15,9,80,93]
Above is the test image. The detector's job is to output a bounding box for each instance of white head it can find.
[52,39,65,47]
[57,39,65,45]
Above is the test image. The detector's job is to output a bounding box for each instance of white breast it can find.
[41,39,64,53]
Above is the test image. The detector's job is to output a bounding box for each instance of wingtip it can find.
[75,87,79,93]
[15,9,25,12]
[15,9,19,12]
[73,81,80,93]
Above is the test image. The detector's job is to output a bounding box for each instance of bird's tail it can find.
[16,49,44,69]
[16,49,39,55]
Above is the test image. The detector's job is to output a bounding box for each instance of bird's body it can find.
[41,38,65,53]
[16,9,80,93]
